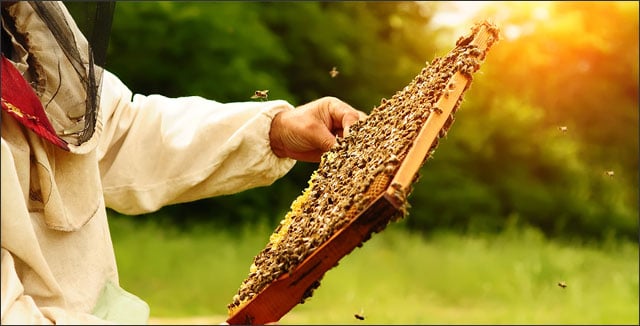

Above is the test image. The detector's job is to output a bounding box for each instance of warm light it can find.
[532,6,550,20]
[430,1,556,40]
[503,24,521,40]
[431,1,493,28]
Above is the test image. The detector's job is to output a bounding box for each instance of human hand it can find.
[269,96,367,162]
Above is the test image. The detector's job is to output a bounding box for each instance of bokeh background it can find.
[66,1,638,324]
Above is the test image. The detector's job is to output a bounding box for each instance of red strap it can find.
[1,54,69,150]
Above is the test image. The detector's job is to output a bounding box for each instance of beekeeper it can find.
[0,1,365,324]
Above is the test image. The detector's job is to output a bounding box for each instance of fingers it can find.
[313,96,368,149]
[269,107,333,162]
[323,97,366,136]
[270,97,365,162]
[305,124,338,156]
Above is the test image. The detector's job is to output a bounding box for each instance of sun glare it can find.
[430,1,557,41]
[431,1,493,28]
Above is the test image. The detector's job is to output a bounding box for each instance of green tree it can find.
[478,1,638,203]
[408,90,636,240]
[405,1,638,241]
[107,2,293,102]
[258,2,440,109]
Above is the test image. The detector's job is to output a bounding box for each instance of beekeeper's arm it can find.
[97,71,363,215]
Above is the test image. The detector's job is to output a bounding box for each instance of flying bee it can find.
[605,170,615,177]
[557,281,567,288]
[354,308,365,321]
[558,126,568,133]
[329,66,339,78]
[251,90,269,100]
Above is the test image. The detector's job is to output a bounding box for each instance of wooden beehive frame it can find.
[388,23,496,196]
[227,21,499,325]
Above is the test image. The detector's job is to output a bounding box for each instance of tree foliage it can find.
[80,1,637,241]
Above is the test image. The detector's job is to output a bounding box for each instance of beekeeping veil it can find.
[1,1,115,148]
[62,2,115,69]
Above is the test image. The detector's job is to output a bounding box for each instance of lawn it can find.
[109,215,638,325]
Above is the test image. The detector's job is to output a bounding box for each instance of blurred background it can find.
[66,1,638,324]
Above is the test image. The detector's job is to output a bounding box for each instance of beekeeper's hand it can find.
[269,96,367,162]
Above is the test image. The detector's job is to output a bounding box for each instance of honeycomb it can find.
[227,21,500,317]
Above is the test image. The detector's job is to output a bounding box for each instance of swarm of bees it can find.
[227,21,500,317]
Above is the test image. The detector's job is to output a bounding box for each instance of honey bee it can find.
[468,47,483,57]
[354,308,365,320]
[329,66,339,78]
[438,128,448,139]
[251,90,269,100]
[384,164,395,175]
[456,34,472,47]
[558,126,568,133]
[605,170,615,177]
[557,281,567,288]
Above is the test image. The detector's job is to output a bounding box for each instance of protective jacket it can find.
[1,2,296,324]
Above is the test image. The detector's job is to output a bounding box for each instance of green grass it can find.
[109,215,638,325]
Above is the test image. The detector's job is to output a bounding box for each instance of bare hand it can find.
[269,96,367,162]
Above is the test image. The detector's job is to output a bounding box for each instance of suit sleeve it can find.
[96,71,297,215]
